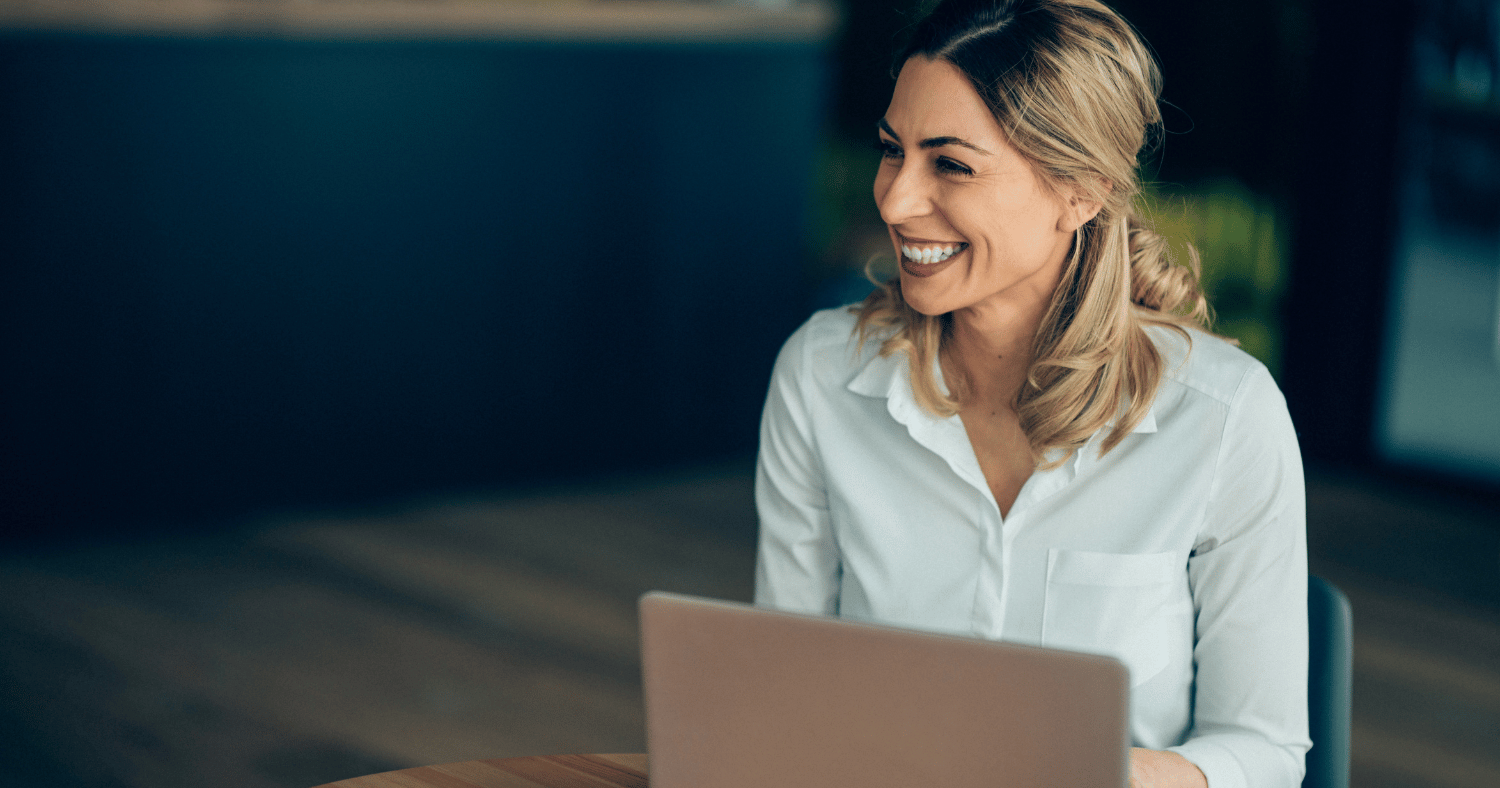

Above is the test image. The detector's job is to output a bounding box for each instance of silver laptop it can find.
[640,591,1129,788]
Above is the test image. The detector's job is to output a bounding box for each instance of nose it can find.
[875,160,933,227]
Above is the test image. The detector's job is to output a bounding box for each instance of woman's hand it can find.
[1129,748,1207,788]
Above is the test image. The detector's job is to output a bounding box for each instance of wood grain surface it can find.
[317,754,648,788]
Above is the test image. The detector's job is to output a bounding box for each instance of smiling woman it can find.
[873,69,1088,321]
[857,3,1209,479]
[754,2,1310,788]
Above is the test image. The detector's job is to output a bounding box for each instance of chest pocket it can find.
[1042,549,1189,687]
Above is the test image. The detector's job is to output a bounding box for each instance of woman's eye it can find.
[936,157,974,176]
[874,139,903,160]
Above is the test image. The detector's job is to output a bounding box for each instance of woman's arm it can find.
[1167,365,1312,788]
[1131,748,1207,788]
[753,322,841,615]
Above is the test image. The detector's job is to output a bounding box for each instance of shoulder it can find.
[786,304,868,353]
[1146,326,1300,487]
[1148,325,1279,411]
[771,305,883,387]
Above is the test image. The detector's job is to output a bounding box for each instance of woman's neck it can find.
[944,295,1051,411]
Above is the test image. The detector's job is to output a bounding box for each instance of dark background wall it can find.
[0,32,827,536]
[3,0,1494,543]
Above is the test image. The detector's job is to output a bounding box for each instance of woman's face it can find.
[874,57,1096,319]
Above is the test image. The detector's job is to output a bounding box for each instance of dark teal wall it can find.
[0,32,829,534]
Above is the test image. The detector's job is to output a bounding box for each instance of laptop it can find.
[639,591,1129,788]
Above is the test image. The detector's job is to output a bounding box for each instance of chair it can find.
[1304,575,1353,788]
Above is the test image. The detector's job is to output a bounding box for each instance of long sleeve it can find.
[1169,365,1311,788]
[753,322,841,615]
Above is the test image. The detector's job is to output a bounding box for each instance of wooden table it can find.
[314,754,648,788]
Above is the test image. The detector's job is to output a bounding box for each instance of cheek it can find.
[960,203,1053,256]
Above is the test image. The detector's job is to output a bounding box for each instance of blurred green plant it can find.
[1139,178,1286,377]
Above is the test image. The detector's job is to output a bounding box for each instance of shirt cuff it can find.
[1167,738,1246,788]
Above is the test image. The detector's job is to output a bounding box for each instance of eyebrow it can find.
[878,118,992,156]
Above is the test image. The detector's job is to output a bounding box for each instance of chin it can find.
[895,283,950,317]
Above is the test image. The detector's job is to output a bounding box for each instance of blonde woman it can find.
[753,1,1309,787]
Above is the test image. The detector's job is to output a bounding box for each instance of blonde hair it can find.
[856,0,1209,468]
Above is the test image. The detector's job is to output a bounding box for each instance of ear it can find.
[1057,179,1109,232]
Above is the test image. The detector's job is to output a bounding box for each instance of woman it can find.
[753,1,1310,787]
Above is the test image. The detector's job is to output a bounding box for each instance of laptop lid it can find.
[640,591,1129,788]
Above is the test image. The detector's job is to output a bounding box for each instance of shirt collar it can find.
[846,344,1158,511]
[847,345,990,495]
[847,345,1158,435]
[847,343,920,402]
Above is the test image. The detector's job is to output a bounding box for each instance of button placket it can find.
[971,496,1007,637]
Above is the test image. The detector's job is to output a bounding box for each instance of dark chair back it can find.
[1305,575,1353,788]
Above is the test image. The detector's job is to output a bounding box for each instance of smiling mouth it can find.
[899,238,969,265]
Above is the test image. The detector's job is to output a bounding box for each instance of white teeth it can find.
[902,242,964,264]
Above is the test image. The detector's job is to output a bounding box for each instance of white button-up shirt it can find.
[754,307,1310,788]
